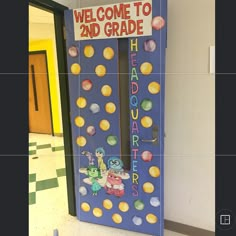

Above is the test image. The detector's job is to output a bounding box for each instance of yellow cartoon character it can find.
[95,147,107,172]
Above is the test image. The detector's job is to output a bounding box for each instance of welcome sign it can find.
[73,0,152,40]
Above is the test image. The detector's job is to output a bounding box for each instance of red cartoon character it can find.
[104,171,125,197]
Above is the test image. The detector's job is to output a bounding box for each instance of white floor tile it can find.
[55,155,66,170]
[51,136,64,147]
[29,133,54,144]
[29,182,36,193]
[165,230,188,236]
[30,156,58,181]
[29,146,36,151]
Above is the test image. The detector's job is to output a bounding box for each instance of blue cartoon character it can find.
[107,157,124,173]
[95,147,107,172]
[87,165,102,196]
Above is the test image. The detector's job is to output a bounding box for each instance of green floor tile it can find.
[36,178,59,191]
[52,146,64,152]
[29,173,36,183]
[56,168,66,177]
[29,150,36,155]
[29,142,37,147]
[37,144,51,150]
[29,192,36,205]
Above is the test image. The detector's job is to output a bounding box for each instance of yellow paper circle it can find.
[118,202,129,212]
[105,102,116,114]
[149,166,160,178]
[76,136,86,147]
[148,82,160,94]
[146,213,158,224]
[99,119,110,131]
[141,116,153,128]
[143,182,154,193]
[140,62,153,75]
[81,202,90,212]
[95,65,106,77]
[84,45,95,58]
[103,47,115,60]
[112,213,122,224]
[93,208,103,217]
[74,116,85,127]
[101,85,112,97]
[71,63,81,75]
[103,199,113,210]
[76,97,87,108]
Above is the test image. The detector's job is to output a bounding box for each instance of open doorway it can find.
[29,5,62,136]
[28,4,66,213]
[28,5,76,234]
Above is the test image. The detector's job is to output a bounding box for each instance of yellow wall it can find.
[29,39,62,134]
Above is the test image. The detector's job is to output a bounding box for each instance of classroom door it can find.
[64,1,167,235]
[29,52,52,134]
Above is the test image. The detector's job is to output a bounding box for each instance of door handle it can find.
[141,125,158,145]
[141,137,157,143]
[31,64,39,111]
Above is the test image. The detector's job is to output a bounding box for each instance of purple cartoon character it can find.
[82,151,95,165]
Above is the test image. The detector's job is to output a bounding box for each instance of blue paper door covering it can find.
[64,1,167,235]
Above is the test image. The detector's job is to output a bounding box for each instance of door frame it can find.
[29,0,76,216]
[29,50,54,135]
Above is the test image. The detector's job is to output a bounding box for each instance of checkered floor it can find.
[29,133,66,205]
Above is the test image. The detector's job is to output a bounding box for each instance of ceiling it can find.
[29,5,54,24]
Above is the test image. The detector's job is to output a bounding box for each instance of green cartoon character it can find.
[87,165,102,196]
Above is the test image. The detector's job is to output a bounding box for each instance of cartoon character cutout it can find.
[104,157,127,197]
[95,147,107,172]
[107,157,124,174]
[87,165,102,195]
[104,171,125,197]
[81,151,95,165]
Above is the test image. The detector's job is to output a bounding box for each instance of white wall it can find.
[29,23,55,39]
[164,0,215,231]
[53,0,77,9]
[74,0,138,8]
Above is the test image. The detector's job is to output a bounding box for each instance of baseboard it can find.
[54,133,63,137]
[165,220,215,236]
